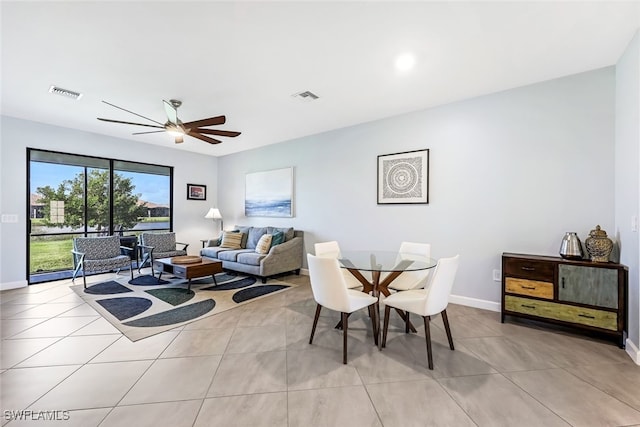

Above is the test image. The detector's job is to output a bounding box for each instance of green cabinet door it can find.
[557,264,618,309]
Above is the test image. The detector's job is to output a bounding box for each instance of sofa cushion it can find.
[154,250,187,259]
[201,246,230,258]
[270,231,285,248]
[237,252,266,266]
[233,226,251,248]
[209,231,223,247]
[83,255,131,272]
[255,234,272,254]
[267,227,294,241]
[220,231,243,249]
[218,249,253,262]
[247,227,268,249]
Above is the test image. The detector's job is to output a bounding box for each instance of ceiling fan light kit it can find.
[97,99,241,145]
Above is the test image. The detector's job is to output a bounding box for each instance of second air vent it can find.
[292,90,319,101]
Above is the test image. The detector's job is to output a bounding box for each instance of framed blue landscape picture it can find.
[245,167,293,217]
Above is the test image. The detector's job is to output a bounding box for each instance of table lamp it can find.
[204,208,223,233]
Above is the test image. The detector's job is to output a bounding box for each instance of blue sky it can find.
[30,162,169,205]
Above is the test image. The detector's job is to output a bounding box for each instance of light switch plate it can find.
[492,269,501,282]
[1,214,18,223]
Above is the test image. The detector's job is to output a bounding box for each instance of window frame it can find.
[26,148,174,283]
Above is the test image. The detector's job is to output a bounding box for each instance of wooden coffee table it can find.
[153,257,223,290]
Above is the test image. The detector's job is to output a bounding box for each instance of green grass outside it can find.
[30,238,74,273]
[29,217,170,273]
[32,217,169,226]
[138,217,169,223]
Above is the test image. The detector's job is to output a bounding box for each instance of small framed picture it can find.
[187,183,207,201]
[377,149,429,204]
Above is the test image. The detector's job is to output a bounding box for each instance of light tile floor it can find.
[1,272,640,426]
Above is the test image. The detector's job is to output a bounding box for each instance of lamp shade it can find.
[205,208,222,219]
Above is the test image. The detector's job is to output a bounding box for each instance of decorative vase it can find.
[559,232,584,260]
[585,225,613,263]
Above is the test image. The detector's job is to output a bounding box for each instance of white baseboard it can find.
[449,294,501,312]
[626,338,640,365]
[0,280,28,291]
[300,271,500,313]
[297,273,640,364]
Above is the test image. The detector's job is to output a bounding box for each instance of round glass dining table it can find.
[337,250,436,273]
[337,250,437,347]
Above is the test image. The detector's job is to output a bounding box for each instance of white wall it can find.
[218,67,616,308]
[615,30,640,360]
[0,117,218,288]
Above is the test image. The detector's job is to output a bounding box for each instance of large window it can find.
[28,149,173,283]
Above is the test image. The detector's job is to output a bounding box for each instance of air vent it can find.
[292,90,319,101]
[49,85,83,100]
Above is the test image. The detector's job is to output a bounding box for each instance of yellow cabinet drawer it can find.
[505,278,553,299]
[504,295,617,331]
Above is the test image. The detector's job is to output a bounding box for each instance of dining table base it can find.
[336,267,417,349]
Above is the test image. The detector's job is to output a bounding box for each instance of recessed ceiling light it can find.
[395,53,416,72]
[49,85,83,100]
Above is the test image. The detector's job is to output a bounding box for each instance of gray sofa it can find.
[200,226,304,283]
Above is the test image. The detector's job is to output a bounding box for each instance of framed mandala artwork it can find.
[377,149,429,204]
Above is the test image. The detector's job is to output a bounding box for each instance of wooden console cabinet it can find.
[501,253,628,348]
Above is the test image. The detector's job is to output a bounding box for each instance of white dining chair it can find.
[307,253,379,364]
[314,241,364,289]
[381,254,460,370]
[387,242,432,291]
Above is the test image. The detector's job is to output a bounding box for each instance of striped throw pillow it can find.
[255,234,273,254]
[220,231,243,249]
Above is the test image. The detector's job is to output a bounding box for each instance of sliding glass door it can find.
[113,160,171,235]
[28,149,173,284]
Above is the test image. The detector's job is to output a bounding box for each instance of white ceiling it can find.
[2,1,639,157]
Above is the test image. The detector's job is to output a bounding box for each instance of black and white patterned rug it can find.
[70,272,295,341]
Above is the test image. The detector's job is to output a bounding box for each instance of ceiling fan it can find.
[97,99,241,144]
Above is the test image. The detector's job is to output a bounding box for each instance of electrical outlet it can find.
[492,269,501,282]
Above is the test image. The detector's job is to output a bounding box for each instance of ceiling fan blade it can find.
[97,118,164,129]
[182,115,226,128]
[163,100,178,124]
[101,100,164,126]
[193,128,241,137]
[132,130,166,135]
[188,131,222,145]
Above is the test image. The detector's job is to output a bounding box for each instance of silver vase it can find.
[559,232,584,260]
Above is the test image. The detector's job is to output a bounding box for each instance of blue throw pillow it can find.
[270,231,285,248]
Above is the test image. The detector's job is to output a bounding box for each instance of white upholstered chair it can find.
[307,254,379,364]
[387,242,432,292]
[314,241,363,289]
[382,254,460,370]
